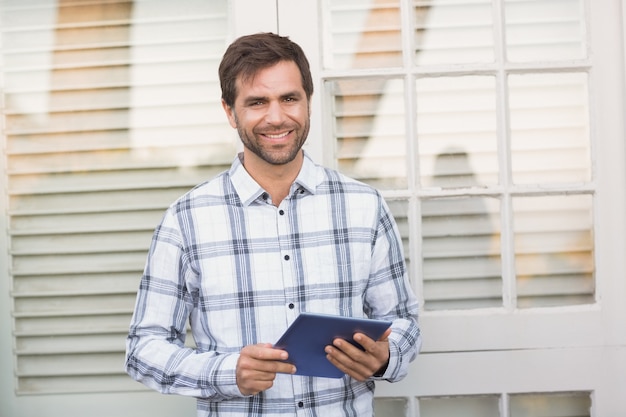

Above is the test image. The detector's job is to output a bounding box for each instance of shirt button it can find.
[298,401,304,408]
[288,303,295,309]
[284,255,290,261]
[279,209,285,215]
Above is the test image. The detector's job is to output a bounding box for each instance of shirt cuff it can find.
[209,353,250,399]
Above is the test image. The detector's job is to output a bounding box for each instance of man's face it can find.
[223,60,310,166]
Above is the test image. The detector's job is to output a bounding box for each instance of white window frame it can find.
[284,0,626,415]
[1,0,625,415]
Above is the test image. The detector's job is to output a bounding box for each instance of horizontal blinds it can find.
[513,194,594,308]
[2,0,231,394]
[323,0,594,311]
[325,0,495,69]
[326,0,403,69]
[329,77,408,190]
[421,196,503,311]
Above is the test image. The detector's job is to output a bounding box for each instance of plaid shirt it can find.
[125,152,421,417]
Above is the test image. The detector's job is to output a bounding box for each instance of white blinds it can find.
[323,0,594,310]
[2,0,231,394]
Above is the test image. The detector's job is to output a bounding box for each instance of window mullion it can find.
[492,0,516,311]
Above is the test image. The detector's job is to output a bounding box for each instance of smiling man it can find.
[125,32,421,417]
[222,59,310,205]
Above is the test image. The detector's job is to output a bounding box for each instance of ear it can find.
[222,99,237,128]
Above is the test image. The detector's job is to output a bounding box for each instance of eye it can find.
[246,100,264,107]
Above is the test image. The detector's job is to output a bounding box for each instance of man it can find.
[125,32,421,417]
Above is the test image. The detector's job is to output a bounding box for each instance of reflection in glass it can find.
[414,0,494,65]
[417,76,499,188]
[421,196,501,310]
[509,392,591,417]
[513,195,594,308]
[1,0,230,395]
[325,0,402,69]
[329,78,407,189]
[386,199,411,272]
[509,73,590,185]
[419,395,500,417]
[374,397,407,416]
[505,0,586,62]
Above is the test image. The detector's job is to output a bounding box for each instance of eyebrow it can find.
[242,90,304,104]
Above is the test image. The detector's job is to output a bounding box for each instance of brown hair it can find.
[218,32,314,108]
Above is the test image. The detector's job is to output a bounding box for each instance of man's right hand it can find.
[236,343,296,395]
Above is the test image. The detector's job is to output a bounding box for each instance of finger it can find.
[353,328,391,352]
[378,328,392,341]
[325,343,372,381]
[274,361,297,375]
[239,345,296,374]
[325,349,370,381]
[328,337,389,379]
[236,350,295,395]
[243,343,289,362]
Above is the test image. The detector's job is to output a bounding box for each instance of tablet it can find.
[274,312,392,378]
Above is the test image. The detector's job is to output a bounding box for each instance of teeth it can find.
[265,132,289,139]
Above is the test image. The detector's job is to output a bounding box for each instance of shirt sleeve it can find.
[124,207,245,400]
[366,196,422,382]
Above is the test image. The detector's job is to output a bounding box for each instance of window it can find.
[1,0,231,395]
[322,0,593,312]
[315,0,625,414]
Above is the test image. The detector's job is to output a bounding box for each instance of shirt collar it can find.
[229,150,321,206]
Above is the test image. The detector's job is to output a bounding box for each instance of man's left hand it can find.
[324,328,392,381]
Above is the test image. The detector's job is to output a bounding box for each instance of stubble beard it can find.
[235,116,310,166]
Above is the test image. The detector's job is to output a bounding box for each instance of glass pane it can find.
[509,392,591,417]
[325,0,402,69]
[1,0,230,395]
[417,76,499,188]
[414,0,494,65]
[419,395,500,417]
[422,196,502,310]
[374,397,407,416]
[330,78,407,189]
[509,73,590,184]
[513,195,594,308]
[505,0,587,62]
[387,199,411,272]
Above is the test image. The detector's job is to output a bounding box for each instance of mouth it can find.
[262,130,292,140]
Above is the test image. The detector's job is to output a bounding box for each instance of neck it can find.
[242,150,304,206]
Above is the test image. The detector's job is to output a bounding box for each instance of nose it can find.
[265,100,285,125]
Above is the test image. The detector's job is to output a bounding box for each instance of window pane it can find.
[387,199,411,272]
[329,78,407,189]
[2,0,230,394]
[422,196,502,310]
[509,392,591,417]
[419,395,500,417]
[513,195,594,308]
[509,73,590,184]
[505,0,587,62]
[325,0,402,69]
[415,0,494,65]
[417,76,499,188]
[374,397,407,416]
